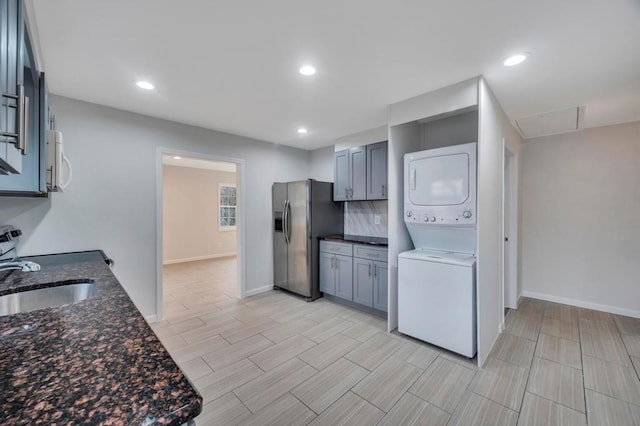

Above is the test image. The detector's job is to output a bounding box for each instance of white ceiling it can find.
[31,0,640,149]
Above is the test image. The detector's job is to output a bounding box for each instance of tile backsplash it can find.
[344,200,388,238]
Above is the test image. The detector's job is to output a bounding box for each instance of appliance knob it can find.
[430,216,436,222]
[423,216,429,222]
[463,210,472,219]
[406,211,413,218]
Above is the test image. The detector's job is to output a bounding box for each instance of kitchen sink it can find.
[0,282,97,316]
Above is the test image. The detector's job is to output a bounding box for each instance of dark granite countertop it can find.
[319,235,388,247]
[0,251,202,425]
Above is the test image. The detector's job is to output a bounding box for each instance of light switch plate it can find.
[374,215,381,225]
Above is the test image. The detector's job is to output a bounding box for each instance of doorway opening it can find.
[155,149,245,322]
[503,145,518,312]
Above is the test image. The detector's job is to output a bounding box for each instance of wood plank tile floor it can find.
[151,258,640,425]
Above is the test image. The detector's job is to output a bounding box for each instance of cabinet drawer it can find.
[354,245,387,262]
[320,241,353,256]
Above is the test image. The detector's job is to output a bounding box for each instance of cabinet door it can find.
[353,258,373,307]
[0,23,43,193]
[373,261,388,312]
[367,141,387,200]
[333,149,349,201]
[335,254,353,300]
[349,146,367,200]
[319,252,335,296]
[0,0,23,174]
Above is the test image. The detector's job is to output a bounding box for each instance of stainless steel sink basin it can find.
[0,282,97,316]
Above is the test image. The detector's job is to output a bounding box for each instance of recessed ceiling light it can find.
[297,128,308,134]
[136,81,155,90]
[299,65,316,76]
[173,155,182,160]
[503,54,528,67]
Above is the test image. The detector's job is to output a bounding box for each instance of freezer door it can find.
[287,181,311,297]
[273,183,288,289]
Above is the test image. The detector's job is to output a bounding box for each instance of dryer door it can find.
[408,153,470,206]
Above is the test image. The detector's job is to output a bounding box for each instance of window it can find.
[218,184,237,231]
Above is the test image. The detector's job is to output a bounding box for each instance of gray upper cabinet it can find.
[349,146,367,200]
[333,149,349,201]
[0,0,24,174]
[0,11,46,196]
[367,141,388,200]
[333,141,387,201]
[373,261,388,312]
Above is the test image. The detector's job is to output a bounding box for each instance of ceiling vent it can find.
[516,106,585,139]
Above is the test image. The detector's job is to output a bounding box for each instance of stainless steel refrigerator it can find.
[273,180,343,301]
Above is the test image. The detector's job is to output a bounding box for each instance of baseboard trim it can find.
[163,252,236,265]
[521,291,640,319]
[145,314,158,324]
[244,285,274,297]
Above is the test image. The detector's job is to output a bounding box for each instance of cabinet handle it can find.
[374,264,377,277]
[335,256,339,269]
[349,188,353,198]
[368,263,371,276]
[381,184,385,197]
[1,84,26,154]
[21,94,28,155]
[345,188,348,198]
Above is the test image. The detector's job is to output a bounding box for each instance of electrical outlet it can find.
[374,215,381,225]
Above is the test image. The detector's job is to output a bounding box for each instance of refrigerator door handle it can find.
[283,200,289,245]
[286,200,292,243]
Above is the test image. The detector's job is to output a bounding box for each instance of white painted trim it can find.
[244,285,274,297]
[522,291,640,319]
[503,145,519,310]
[163,253,236,265]
[156,147,247,322]
[145,315,158,324]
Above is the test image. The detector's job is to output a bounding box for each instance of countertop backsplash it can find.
[344,200,388,238]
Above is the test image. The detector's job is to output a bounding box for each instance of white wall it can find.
[309,146,334,182]
[386,122,422,331]
[163,166,237,263]
[334,126,388,151]
[521,121,640,318]
[0,96,310,318]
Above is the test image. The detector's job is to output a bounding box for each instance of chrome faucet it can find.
[0,260,41,273]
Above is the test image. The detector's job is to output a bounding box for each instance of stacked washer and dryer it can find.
[398,142,478,358]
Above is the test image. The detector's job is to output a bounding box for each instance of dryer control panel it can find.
[404,206,475,226]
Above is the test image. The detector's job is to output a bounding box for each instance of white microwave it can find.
[46,130,72,192]
[404,142,477,226]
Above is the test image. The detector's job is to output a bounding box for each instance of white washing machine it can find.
[398,249,477,358]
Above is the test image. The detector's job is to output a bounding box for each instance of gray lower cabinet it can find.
[319,249,352,300]
[373,261,388,312]
[320,240,387,312]
[319,252,335,295]
[334,255,353,300]
[353,258,374,307]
